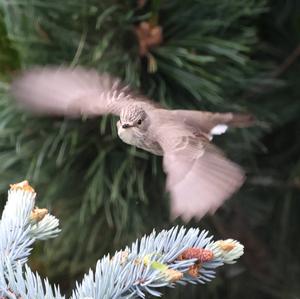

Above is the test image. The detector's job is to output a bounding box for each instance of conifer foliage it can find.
[0,181,243,298]
[1,0,300,298]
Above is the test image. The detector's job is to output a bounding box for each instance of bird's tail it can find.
[226,113,256,127]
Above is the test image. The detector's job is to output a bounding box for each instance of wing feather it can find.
[11,66,157,117]
[154,123,245,221]
[171,110,255,134]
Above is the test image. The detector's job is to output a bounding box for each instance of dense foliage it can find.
[0,0,299,298]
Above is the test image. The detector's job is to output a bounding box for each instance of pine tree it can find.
[0,0,299,298]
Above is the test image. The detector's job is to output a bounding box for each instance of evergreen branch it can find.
[0,260,64,299]
[0,181,60,267]
[0,181,244,299]
[72,228,243,298]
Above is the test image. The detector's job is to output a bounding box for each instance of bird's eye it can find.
[137,119,142,125]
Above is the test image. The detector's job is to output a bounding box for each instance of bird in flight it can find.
[11,66,254,222]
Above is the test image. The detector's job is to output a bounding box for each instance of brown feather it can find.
[171,110,255,134]
[11,66,157,117]
[153,122,245,221]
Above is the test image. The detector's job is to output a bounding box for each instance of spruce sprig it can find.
[0,181,243,298]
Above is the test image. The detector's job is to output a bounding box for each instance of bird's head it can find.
[119,104,149,130]
[117,105,150,145]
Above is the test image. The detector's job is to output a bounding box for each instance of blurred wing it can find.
[155,123,245,221]
[11,66,157,117]
[172,110,255,135]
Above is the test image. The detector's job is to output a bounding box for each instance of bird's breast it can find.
[117,123,163,156]
[118,126,137,146]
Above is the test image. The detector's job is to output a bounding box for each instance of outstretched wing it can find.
[171,110,255,135]
[154,123,245,221]
[11,66,157,117]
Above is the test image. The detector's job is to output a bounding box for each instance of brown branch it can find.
[271,44,300,77]
[243,44,300,100]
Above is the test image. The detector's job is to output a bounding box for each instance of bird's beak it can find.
[122,124,131,129]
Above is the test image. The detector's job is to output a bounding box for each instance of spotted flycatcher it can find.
[11,66,254,221]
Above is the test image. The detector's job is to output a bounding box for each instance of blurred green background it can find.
[0,0,299,298]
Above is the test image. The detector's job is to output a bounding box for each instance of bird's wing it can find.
[11,66,158,117]
[154,122,245,221]
[171,110,255,135]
